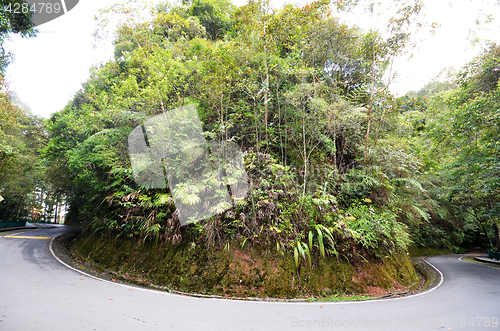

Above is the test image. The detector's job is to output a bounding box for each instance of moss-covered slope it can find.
[72,230,420,299]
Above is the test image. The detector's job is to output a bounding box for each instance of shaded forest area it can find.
[2,0,500,272]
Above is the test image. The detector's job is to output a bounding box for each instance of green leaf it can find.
[294,247,299,270]
[317,228,325,258]
[301,242,311,268]
[308,230,313,252]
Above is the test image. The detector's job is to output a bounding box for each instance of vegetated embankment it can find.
[70,230,421,300]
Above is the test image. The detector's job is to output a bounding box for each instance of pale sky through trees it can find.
[4,0,500,118]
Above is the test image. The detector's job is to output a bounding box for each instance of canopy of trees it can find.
[0,79,49,220]
[2,0,499,265]
[0,3,45,221]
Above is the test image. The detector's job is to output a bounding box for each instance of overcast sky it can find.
[4,0,500,118]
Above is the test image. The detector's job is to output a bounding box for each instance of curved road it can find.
[1,226,499,330]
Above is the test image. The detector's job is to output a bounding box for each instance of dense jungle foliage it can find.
[1,0,500,270]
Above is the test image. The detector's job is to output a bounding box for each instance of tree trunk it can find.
[264,44,269,145]
[333,118,338,176]
[54,202,59,224]
[495,223,500,251]
[364,42,376,169]
[302,118,307,197]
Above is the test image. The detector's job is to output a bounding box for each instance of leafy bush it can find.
[346,202,411,254]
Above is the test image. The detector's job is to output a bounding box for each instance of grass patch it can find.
[306,294,373,302]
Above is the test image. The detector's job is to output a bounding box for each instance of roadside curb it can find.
[474,256,500,265]
[0,225,37,232]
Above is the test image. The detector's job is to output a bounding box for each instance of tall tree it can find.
[0,0,37,74]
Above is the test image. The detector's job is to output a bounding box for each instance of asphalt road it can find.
[1,226,499,331]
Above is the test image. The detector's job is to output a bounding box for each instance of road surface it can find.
[1,226,499,330]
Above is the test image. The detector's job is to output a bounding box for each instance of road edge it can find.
[459,254,500,270]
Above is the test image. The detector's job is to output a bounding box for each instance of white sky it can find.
[4,0,500,118]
